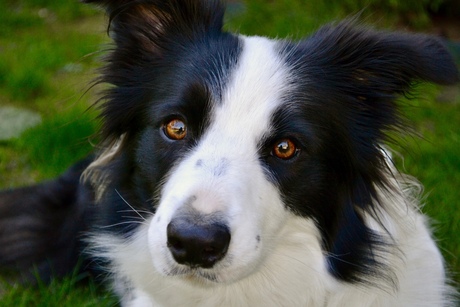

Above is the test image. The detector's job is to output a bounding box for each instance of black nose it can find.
[167,218,231,268]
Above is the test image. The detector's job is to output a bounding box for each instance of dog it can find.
[1,0,459,306]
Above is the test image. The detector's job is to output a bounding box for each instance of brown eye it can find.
[272,139,298,160]
[164,119,187,140]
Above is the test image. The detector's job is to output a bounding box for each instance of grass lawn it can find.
[0,0,459,305]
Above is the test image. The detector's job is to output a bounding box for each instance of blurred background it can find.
[0,0,459,305]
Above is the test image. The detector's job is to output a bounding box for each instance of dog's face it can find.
[145,36,299,283]
[85,0,458,287]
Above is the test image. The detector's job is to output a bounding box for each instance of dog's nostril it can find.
[167,219,231,269]
[167,237,185,252]
[203,246,216,255]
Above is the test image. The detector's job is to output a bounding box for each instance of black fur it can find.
[86,0,238,142]
[0,158,94,283]
[85,0,242,240]
[269,21,459,282]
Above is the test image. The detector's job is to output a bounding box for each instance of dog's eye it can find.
[272,139,298,160]
[164,119,187,140]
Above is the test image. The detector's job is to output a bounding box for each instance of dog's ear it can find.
[83,0,225,57]
[298,21,459,171]
[304,20,459,91]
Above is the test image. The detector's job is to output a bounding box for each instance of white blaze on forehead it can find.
[156,36,292,213]
[207,36,291,151]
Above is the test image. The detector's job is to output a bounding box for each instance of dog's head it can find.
[85,0,459,285]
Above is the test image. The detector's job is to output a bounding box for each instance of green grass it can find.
[396,87,460,274]
[0,0,459,305]
[0,0,105,187]
[14,107,98,180]
[1,271,116,306]
[0,0,99,100]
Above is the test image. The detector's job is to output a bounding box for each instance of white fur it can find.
[93,184,451,306]
[89,36,454,306]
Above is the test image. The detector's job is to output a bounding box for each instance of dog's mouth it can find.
[165,265,220,283]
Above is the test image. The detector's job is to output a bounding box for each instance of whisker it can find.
[118,209,153,216]
[100,221,146,229]
[115,189,147,221]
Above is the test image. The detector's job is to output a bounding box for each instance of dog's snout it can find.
[167,218,231,268]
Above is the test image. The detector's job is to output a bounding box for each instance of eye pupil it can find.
[164,119,187,140]
[278,141,290,153]
[273,139,297,160]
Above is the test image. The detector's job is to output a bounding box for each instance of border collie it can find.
[1,0,459,306]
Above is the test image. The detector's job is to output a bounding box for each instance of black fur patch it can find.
[259,21,459,282]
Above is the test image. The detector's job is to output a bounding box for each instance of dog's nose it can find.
[167,218,231,268]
